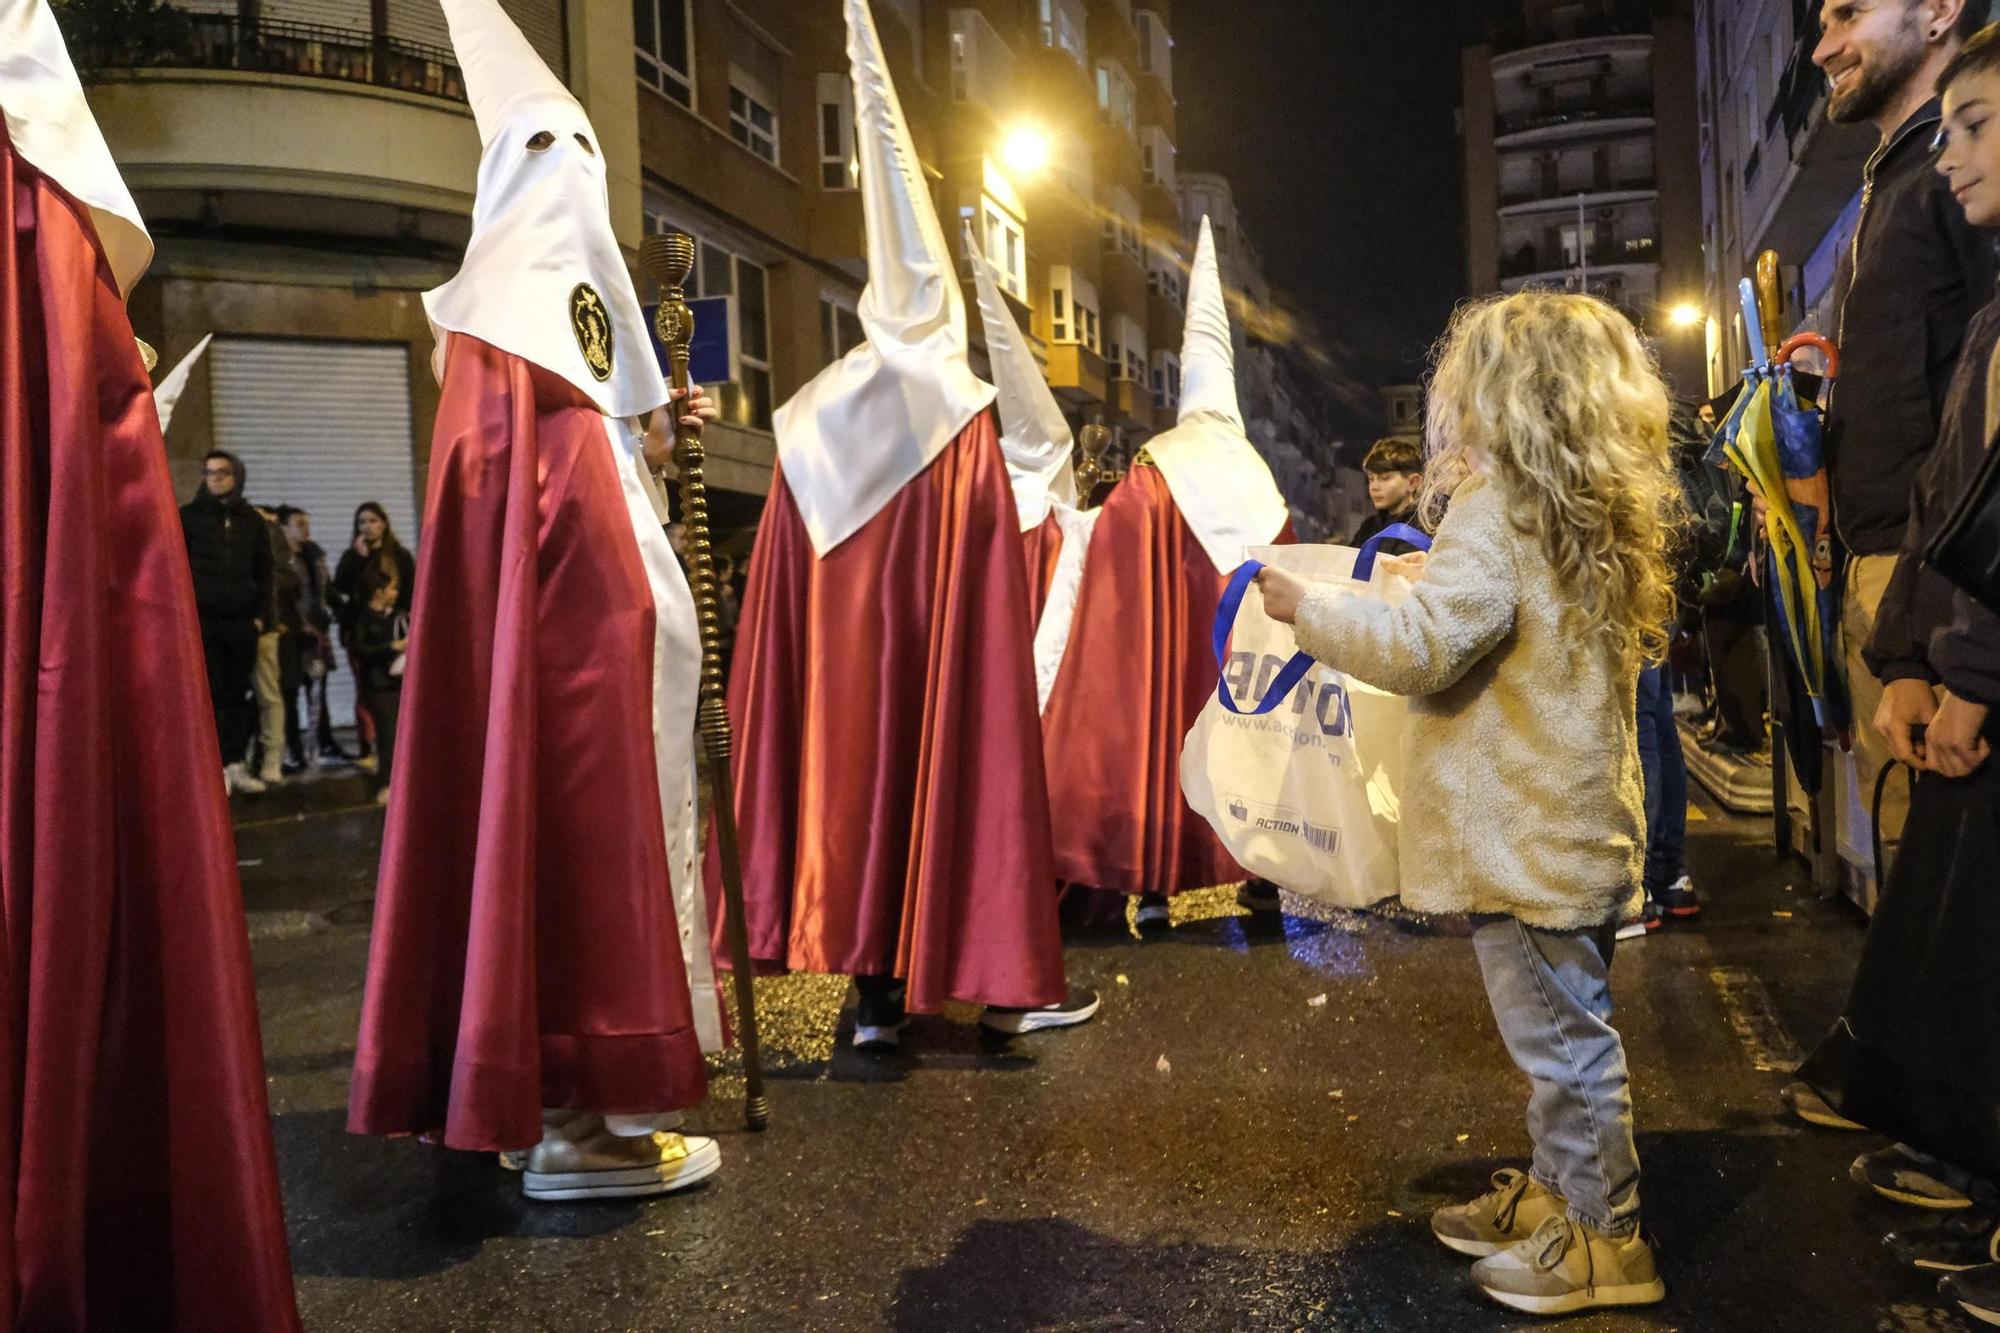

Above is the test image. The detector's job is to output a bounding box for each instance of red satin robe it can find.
[1021,510,1064,625]
[714,410,1066,1014]
[348,336,706,1152]
[0,134,300,1329]
[1042,463,1292,898]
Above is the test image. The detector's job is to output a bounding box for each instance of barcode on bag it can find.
[1301,822,1340,855]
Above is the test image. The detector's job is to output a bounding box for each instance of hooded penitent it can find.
[709,0,1065,1016]
[968,229,1078,530]
[1,0,301,1323]
[349,0,715,1153]
[772,0,996,556]
[422,0,663,423]
[152,331,213,436]
[1143,216,1289,573]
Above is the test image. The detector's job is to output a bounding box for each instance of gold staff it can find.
[1754,249,1786,355]
[640,232,770,1132]
[1074,422,1113,508]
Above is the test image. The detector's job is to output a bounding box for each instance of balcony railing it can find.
[1491,1,1656,53]
[63,9,466,103]
[1497,95,1654,137]
[1500,173,1656,206]
[1499,235,1660,279]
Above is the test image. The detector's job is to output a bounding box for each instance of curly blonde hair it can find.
[1420,291,1681,667]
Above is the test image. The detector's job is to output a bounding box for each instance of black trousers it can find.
[362,687,401,790]
[1799,748,2000,1182]
[199,616,259,766]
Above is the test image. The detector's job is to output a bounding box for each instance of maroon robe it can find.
[1042,464,1291,898]
[348,336,706,1153]
[1022,510,1064,625]
[0,133,300,1330]
[713,410,1066,1014]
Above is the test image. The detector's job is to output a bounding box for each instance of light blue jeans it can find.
[1470,915,1641,1236]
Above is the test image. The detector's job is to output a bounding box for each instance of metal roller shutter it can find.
[500,0,567,78]
[260,0,371,32]
[383,0,452,54]
[209,338,419,729]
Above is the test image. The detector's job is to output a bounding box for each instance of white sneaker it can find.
[226,763,267,795]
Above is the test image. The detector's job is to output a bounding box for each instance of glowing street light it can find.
[1001,125,1052,178]
[1668,301,1705,330]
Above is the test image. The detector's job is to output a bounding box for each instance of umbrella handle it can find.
[1778,332,1837,380]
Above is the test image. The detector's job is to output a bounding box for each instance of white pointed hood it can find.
[1,0,152,296]
[423,0,664,420]
[152,333,212,436]
[968,230,1076,530]
[771,0,996,556]
[1145,216,1288,573]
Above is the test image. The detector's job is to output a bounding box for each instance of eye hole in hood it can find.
[526,130,555,151]
[574,133,595,156]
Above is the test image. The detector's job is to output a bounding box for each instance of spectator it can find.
[278,505,343,767]
[180,449,273,795]
[332,502,415,769]
[1810,0,1996,862]
[1797,25,2000,1283]
[1781,0,1996,1141]
[348,554,408,807]
[1348,437,1428,556]
[252,503,300,786]
[1258,292,1680,1315]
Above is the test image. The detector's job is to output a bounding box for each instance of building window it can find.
[730,78,780,163]
[634,0,694,106]
[727,20,782,166]
[1136,8,1172,90]
[882,0,926,84]
[818,73,857,190]
[1109,315,1146,383]
[1146,242,1183,304]
[1038,0,1087,68]
[1141,126,1176,189]
[1096,59,1136,137]
[1101,186,1141,261]
[1151,350,1180,412]
[1050,265,1100,355]
[974,197,1028,301]
[820,297,864,366]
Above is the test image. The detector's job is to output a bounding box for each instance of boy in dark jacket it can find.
[1797,28,2000,1294]
[1348,437,1427,555]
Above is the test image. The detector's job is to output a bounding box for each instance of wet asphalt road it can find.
[232,781,1974,1332]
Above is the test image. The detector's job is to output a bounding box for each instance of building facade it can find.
[1462,0,1706,397]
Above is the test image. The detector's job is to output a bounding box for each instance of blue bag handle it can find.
[1213,561,1316,716]
[1350,524,1433,581]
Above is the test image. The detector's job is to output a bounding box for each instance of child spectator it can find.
[349,554,407,805]
[1258,291,1679,1315]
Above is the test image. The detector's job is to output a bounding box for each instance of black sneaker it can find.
[980,986,1102,1035]
[1236,880,1282,914]
[1885,1209,2000,1272]
[852,980,908,1052]
[1135,892,1172,933]
[1941,1262,2000,1327]
[1853,1144,1993,1211]
[1656,875,1701,920]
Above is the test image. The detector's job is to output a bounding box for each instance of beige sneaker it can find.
[1471,1215,1665,1316]
[1432,1168,1566,1257]
[522,1112,720,1202]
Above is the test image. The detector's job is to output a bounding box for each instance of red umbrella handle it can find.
[1778,332,1838,380]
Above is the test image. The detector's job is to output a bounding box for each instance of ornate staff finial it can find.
[1076,423,1113,507]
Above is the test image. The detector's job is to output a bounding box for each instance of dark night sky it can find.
[1174,0,1520,385]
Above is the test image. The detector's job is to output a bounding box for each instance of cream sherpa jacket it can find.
[1292,475,1645,931]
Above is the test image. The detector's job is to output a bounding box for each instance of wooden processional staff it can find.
[640,232,770,1132]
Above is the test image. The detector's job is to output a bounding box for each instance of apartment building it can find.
[1462,0,1706,397]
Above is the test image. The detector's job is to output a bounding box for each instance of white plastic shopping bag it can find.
[1179,526,1429,909]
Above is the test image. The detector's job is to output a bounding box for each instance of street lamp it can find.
[1001,125,1052,178]
[1668,301,1705,330]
